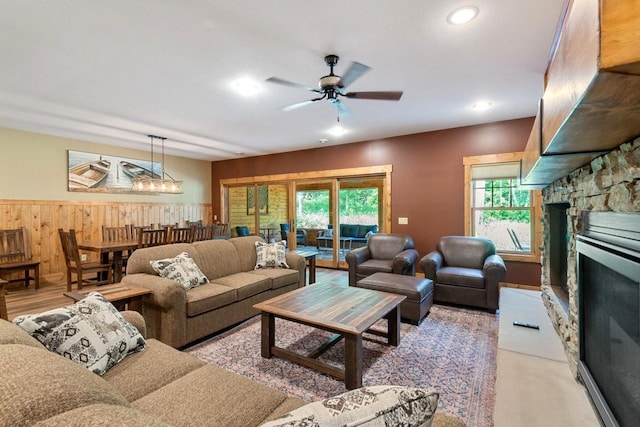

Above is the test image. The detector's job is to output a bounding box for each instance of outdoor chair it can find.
[280,223,307,246]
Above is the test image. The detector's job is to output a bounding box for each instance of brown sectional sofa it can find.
[122,236,305,348]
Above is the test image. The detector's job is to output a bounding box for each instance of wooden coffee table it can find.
[64,283,151,312]
[254,283,405,389]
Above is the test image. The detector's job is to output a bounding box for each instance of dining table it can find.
[78,239,139,283]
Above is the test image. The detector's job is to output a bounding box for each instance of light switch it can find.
[398,217,408,225]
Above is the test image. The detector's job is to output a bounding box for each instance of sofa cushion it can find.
[103,339,206,402]
[437,266,485,289]
[1,343,130,426]
[248,268,299,289]
[341,224,359,238]
[12,292,146,375]
[186,283,238,317]
[211,272,272,300]
[192,239,243,280]
[127,243,200,276]
[357,224,378,238]
[255,241,289,269]
[132,365,290,427]
[32,404,170,427]
[260,385,439,427]
[150,252,209,290]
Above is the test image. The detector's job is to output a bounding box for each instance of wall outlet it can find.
[398,217,409,225]
[214,214,217,221]
[81,254,88,261]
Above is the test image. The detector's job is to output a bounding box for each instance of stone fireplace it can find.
[540,137,640,377]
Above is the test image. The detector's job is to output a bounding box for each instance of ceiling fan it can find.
[266,54,403,117]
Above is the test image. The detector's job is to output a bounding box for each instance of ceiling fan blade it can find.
[281,96,325,111]
[333,99,351,118]
[339,61,370,88]
[344,91,403,101]
[266,77,321,93]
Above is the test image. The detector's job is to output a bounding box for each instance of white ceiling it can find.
[0,0,566,161]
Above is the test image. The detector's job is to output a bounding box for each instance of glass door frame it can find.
[220,165,392,269]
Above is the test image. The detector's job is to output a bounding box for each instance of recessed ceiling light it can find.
[447,6,479,25]
[318,138,328,144]
[472,101,493,111]
[232,78,259,96]
[329,126,346,137]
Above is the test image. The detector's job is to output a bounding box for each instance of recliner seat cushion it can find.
[357,259,394,275]
[436,266,485,289]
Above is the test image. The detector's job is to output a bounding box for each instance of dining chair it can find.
[102,225,135,275]
[0,227,40,290]
[168,226,195,244]
[137,228,169,248]
[58,228,112,291]
[213,223,230,240]
[184,220,203,227]
[193,225,215,241]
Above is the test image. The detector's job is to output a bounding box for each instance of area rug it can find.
[186,304,498,427]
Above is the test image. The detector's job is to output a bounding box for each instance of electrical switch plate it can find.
[398,217,408,225]
[81,254,88,261]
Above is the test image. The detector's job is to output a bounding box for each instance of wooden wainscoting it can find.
[0,199,213,279]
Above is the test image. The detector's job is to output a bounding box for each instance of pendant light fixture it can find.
[131,135,183,194]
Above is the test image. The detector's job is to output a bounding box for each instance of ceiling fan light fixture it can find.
[472,101,493,111]
[447,6,479,25]
[233,78,260,96]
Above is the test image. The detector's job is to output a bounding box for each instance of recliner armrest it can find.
[345,246,371,267]
[420,251,443,280]
[483,254,507,281]
[392,249,419,273]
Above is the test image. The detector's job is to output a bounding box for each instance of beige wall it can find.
[0,127,211,203]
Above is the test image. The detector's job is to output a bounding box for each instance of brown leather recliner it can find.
[346,233,419,286]
[420,236,506,313]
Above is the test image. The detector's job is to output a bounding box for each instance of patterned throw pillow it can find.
[12,292,146,375]
[260,385,439,427]
[255,240,289,269]
[149,251,209,290]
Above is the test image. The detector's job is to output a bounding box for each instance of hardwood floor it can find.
[3,268,350,321]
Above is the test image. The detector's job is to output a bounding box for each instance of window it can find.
[464,153,541,262]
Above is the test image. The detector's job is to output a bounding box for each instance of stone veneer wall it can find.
[540,138,640,376]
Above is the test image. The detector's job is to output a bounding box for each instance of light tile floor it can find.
[494,288,600,426]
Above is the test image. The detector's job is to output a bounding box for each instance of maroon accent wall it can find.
[211,117,541,286]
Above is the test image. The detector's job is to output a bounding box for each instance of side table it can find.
[64,283,151,312]
[290,248,319,284]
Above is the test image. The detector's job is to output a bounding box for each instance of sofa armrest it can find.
[122,273,187,310]
[420,251,443,280]
[393,249,419,275]
[120,310,147,338]
[285,252,306,287]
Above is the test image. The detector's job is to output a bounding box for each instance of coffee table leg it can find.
[261,312,275,358]
[344,334,363,390]
[388,306,401,347]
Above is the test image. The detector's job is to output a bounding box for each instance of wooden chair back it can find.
[0,227,31,264]
[137,228,168,248]
[184,220,203,227]
[58,228,112,291]
[0,227,40,289]
[168,226,195,244]
[0,279,8,321]
[214,223,230,240]
[193,225,215,241]
[102,225,134,241]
